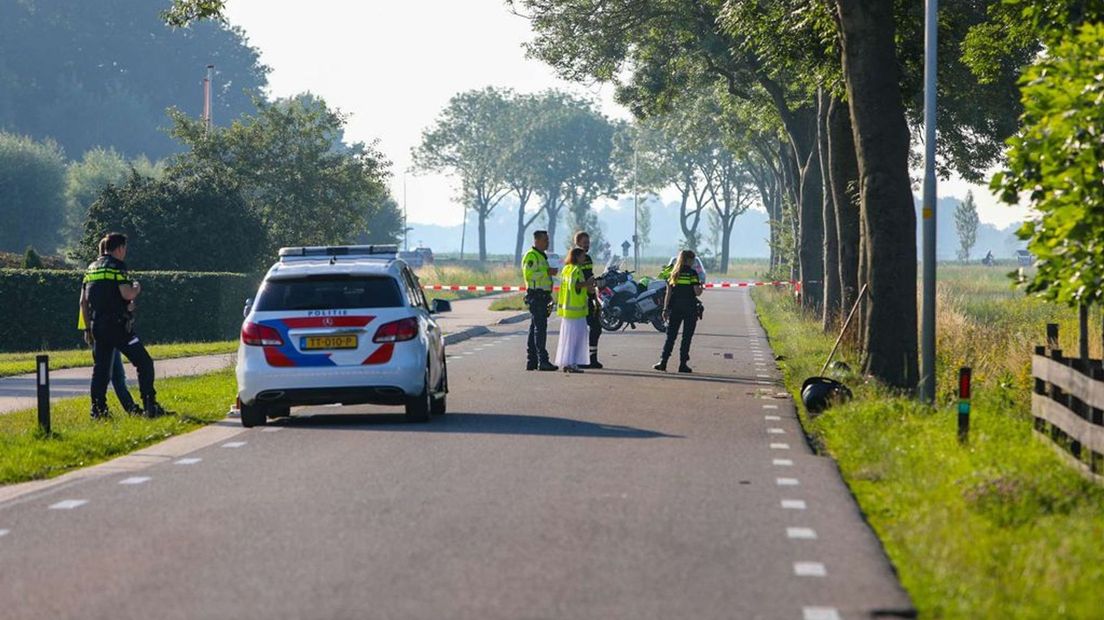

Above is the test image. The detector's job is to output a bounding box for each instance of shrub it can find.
[23,247,44,269]
[0,132,67,253]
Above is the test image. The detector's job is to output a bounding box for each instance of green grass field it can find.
[752,266,1104,619]
[0,370,236,485]
[0,340,238,378]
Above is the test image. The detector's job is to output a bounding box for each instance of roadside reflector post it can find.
[36,355,51,436]
[957,367,971,444]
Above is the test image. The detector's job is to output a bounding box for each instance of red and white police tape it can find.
[422,281,796,292]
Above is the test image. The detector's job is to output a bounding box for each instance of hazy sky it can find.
[222,0,1026,229]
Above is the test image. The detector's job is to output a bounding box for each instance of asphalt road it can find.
[0,289,912,620]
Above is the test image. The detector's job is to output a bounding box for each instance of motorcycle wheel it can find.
[651,314,667,333]
[601,308,625,332]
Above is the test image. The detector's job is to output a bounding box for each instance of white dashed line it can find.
[757,374,771,378]
[803,607,841,620]
[772,458,794,466]
[262,427,283,433]
[222,441,247,448]
[787,527,818,540]
[119,476,150,485]
[765,415,781,421]
[770,443,790,450]
[781,499,807,510]
[175,457,202,465]
[0,529,9,537]
[767,427,786,434]
[794,562,827,577]
[49,499,88,510]
[763,404,779,410]
[776,478,800,486]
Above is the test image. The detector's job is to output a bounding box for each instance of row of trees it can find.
[501,0,1050,390]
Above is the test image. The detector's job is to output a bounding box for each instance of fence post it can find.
[1046,323,1060,352]
[958,367,971,444]
[1079,305,1090,363]
[1050,349,1064,443]
[36,355,50,436]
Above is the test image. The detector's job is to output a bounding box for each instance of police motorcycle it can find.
[596,257,668,333]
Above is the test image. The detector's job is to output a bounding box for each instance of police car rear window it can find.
[253,276,403,311]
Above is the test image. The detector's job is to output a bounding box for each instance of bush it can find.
[78,169,268,273]
[0,268,259,352]
[0,132,67,253]
[23,247,43,269]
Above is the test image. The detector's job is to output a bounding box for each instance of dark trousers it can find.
[526,291,551,364]
[109,349,136,411]
[91,318,155,411]
[587,298,601,357]
[661,305,698,363]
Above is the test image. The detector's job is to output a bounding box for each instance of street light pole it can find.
[203,64,214,135]
[920,0,938,404]
[633,147,640,271]
[403,173,409,251]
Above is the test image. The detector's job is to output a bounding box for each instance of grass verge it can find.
[489,293,526,311]
[752,288,1104,619]
[0,340,237,378]
[0,369,235,485]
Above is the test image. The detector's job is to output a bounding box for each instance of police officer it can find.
[573,231,605,369]
[80,232,168,419]
[522,230,558,371]
[654,250,704,373]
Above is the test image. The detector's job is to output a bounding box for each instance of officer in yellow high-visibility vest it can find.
[554,247,597,373]
[572,231,606,369]
[522,230,558,371]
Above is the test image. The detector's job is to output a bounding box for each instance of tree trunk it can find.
[793,109,824,313]
[477,208,488,263]
[720,214,734,275]
[835,0,919,389]
[817,90,840,330]
[828,96,861,318]
[513,191,532,266]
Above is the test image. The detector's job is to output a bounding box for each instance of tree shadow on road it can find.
[271,411,681,438]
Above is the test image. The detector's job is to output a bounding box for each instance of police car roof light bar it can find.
[278,245,399,260]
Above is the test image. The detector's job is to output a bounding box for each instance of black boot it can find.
[678,362,693,373]
[653,357,668,372]
[142,397,171,418]
[588,353,604,369]
[125,402,145,416]
[538,361,559,371]
[91,403,112,421]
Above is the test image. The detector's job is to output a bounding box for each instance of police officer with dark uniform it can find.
[522,230,558,371]
[80,232,168,419]
[573,231,604,369]
[654,249,704,373]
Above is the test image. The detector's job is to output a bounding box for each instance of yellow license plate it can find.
[302,335,358,350]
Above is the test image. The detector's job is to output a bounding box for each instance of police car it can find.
[236,245,451,427]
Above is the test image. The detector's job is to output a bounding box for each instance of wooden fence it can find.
[1032,324,1104,482]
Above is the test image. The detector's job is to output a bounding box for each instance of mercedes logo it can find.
[322,317,334,326]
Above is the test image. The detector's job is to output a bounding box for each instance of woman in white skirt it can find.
[555,247,595,373]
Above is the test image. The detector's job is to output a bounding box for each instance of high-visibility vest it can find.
[558,264,589,319]
[522,247,553,291]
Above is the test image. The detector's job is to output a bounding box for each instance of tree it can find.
[23,247,44,270]
[172,94,398,254]
[65,148,164,245]
[0,0,267,160]
[993,23,1104,309]
[0,132,67,253]
[413,88,513,262]
[955,192,980,262]
[79,169,267,272]
[501,94,547,265]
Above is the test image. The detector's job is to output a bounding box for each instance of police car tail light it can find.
[373,317,418,343]
[241,322,284,347]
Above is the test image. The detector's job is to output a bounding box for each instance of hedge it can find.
[0,268,260,352]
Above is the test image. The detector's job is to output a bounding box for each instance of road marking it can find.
[49,499,88,510]
[781,499,807,510]
[765,415,781,421]
[803,607,841,620]
[0,529,9,537]
[772,458,794,466]
[787,527,818,540]
[757,374,771,379]
[262,427,283,433]
[175,458,202,465]
[757,381,774,386]
[119,476,150,485]
[767,427,786,434]
[776,478,800,486]
[794,562,826,577]
[221,441,247,448]
[462,351,475,356]
[763,404,779,410]
[770,443,790,450]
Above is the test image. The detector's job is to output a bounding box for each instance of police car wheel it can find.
[240,403,267,428]
[404,364,432,423]
[431,362,448,416]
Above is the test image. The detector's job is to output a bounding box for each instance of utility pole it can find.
[203,64,214,135]
[403,173,409,251]
[633,147,640,271]
[920,0,938,404]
